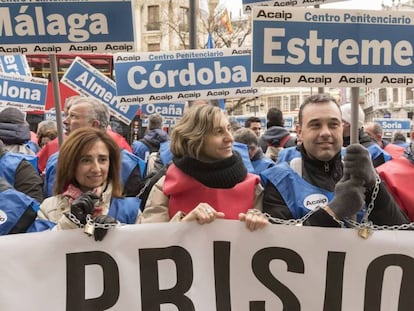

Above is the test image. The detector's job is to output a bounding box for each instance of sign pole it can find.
[49,54,64,146]
[350,87,360,145]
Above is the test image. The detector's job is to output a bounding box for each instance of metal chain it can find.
[265,175,414,232]
[66,213,120,230]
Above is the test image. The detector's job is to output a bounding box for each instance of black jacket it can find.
[263,145,410,227]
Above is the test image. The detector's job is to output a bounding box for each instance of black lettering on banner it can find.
[323,251,346,311]
[214,241,231,311]
[139,246,194,311]
[66,251,119,310]
[365,254,414,311]
[250,247,304,311]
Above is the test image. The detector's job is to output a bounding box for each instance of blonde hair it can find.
[170,104,225,159]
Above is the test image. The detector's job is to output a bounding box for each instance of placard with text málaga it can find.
[252,7,414,88]
[0,0,135,55]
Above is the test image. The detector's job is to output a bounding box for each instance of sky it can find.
[226,0,395,16]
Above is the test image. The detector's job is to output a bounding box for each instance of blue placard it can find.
[284,115,295,130]
[61,57,139,125]
[0,73,48,109]
[0,0,135,54]
[252,7,414,87]
[141,103,185,118]
[114,49,259,104]
[374,118,412,132]
[0,55,31,76]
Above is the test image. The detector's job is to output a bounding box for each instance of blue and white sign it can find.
[61,57,139,125]
[252,7,414,87]
[0,0,135,54]
[114,48,259,104]
[374,118,412,132]
[0,55,31,76]
[284,115,295,130]
[243,0,350,13]
[0,72,48,110]
[141,103,185,118]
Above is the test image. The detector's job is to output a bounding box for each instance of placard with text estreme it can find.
[252,7,414,88]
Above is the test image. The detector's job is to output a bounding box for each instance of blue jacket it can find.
[0,152,39,185]
[0,188,54,235]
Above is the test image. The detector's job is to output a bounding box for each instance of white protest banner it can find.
[61,57,139,125]
[0,72,48,110]
[0,55,31,76]
[114,48,259,104]
[0,0,135,55]
[0,221,413,310]
[252,7,414,87]
[243,0,350,13]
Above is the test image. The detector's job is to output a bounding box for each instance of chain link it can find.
[265,174,414,233]
[66,213,120,230]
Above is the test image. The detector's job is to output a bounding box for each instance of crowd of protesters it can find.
[1,93,413,239]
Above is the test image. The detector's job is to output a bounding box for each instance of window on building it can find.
[283,96,290,111]
[147,43,160,52]
[290,95,300,111]
[406,88,414,101]
[268,96,282,110]
[393,88,398,102]
[378,88,387,105]
[179,6,189,32]
[147,5,160,31]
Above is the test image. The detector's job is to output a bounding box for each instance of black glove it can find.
[70,192,99,225]
[343,144,377,189]
[93,215,118,241]
[328,177,366,219]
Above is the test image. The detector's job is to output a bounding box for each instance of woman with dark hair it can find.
[37,127,140,241]
[138,104,268,231]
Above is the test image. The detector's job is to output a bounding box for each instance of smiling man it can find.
[260,94,409,227]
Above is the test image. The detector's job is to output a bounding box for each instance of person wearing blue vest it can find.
[261,94,409,227]
[43,96,145,198]
[0,176,54,235]
[233,127,275,175]
[37,128,141,241]
[0,139,43,202]
[341,103,391,167]
[132,113,169,161]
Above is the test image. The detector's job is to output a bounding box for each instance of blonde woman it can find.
[138,104,268,231]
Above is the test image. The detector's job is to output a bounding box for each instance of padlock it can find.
[358,227,371,239]
[84,223,95,236]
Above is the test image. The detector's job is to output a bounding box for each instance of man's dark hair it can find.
[392,131,407,143]
[298,94,340,126]
[245,116,261,128]
[266,107,284,128]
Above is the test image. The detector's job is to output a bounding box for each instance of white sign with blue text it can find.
[374,118,412,132]
[114,49,258,104]
[243,0,350,13]
[0,55,31,76]
[0,0,135,55]
[61,57,139,125]
[0,72,48,110]
[252,7,414,87]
